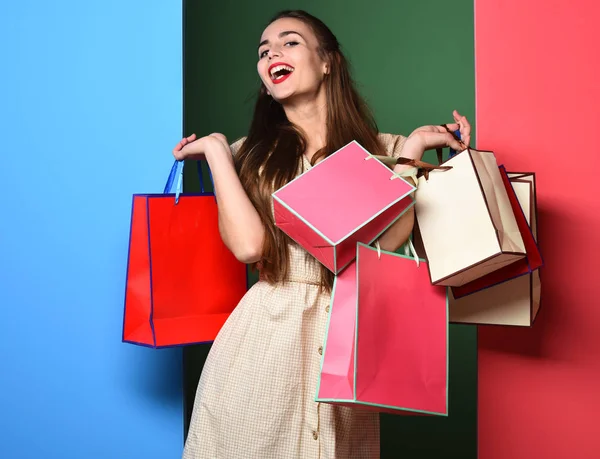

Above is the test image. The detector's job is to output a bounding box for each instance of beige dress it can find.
[183,133,407,459]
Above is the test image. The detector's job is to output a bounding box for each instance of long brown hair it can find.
[235,10,386,292]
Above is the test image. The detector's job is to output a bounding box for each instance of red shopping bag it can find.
[122,161,247,348]
[316,243,448,415]
[450,166,543,298]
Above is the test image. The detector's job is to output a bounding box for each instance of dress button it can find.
[318,346,323,355]
[325,305,330,313]
[312,430,319,440]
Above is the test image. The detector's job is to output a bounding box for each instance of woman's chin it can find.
[272,90,320,106]
[270,83,325,106]
[270,90,295,104]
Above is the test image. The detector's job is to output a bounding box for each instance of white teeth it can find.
[270,65,294,78]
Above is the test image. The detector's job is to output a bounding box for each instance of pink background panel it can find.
[476,1,600,458]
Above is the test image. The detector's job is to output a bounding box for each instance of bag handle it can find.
[374,238,420,267]
[163,160,181,195]
[438,123,465,162]
[372,155,452,181]
[395,157,453,181]
[403,237,420,267]
[163,160,213,204]
[370,126,466,182]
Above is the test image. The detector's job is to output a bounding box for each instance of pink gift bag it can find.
[316,243,448,416]
[272,141,415,273]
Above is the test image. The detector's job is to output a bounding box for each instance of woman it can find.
[174,10,470,459]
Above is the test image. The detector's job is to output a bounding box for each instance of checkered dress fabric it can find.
[183,133,407,459]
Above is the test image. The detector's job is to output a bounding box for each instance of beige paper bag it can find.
[415,149,526,286]
[449,172,541,326]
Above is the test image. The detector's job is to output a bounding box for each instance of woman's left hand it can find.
[400,110,471,162]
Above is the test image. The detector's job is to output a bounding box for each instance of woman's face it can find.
[257,18,328,103]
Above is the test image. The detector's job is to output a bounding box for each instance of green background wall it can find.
[183,1,477,457]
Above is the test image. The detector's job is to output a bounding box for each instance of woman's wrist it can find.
[203,137,232,165]
[399,134,425,161]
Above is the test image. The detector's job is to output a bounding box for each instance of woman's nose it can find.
[268,47,282,59]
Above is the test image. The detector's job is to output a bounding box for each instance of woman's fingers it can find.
[173,133,197,153]
[438,123,467,150]
[461,119,471,147]
[173,140,189,159]
[412,114,472,152]
[419,131,465,151]
[453,111,471,146]
[181,133,197,146]
[436,123,460,133]
[173,146,185,160]
[174,140,186,152]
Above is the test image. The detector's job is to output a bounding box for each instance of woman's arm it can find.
[376,110,471,252]
[376,204,415,252]
[173,134,264,264]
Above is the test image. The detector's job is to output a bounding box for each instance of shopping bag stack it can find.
[273,141,449,415]
[411,145,543,327]
[273,138,543,415]
[446,168,542,326]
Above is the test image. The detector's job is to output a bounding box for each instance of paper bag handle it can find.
[163,160,214,204]
[394,157,453,181]
[436,123,467,163]
[373,155,453,181]
[372,123,467,181]
[374,238,420,267]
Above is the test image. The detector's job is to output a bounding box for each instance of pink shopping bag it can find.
[316,243,448,415]
[272,141,415,273]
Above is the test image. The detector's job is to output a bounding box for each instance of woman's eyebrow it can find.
[258,31,304,51]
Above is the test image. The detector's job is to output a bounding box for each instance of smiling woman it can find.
[175,9,471,459]
[257,22,329,103]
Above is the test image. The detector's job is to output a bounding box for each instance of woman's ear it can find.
[324,53,337,75]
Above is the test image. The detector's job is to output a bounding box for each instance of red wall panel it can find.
[475,1,600,458]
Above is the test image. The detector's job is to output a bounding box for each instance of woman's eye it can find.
[259,41,298,59]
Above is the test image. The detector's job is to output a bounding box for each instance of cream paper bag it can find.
[449,172,541,326]
[414,149,526,286]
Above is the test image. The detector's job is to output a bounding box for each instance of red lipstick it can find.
[268,62,294,84]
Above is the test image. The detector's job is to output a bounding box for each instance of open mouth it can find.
[269,63,294,84]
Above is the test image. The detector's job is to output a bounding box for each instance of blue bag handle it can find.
[448,129,462,159]
[163,160,214,204]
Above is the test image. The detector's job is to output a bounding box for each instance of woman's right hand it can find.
[171,132,263,263]
[172,133,229,161]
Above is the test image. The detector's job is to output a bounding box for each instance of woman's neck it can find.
[282,90,327,161]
